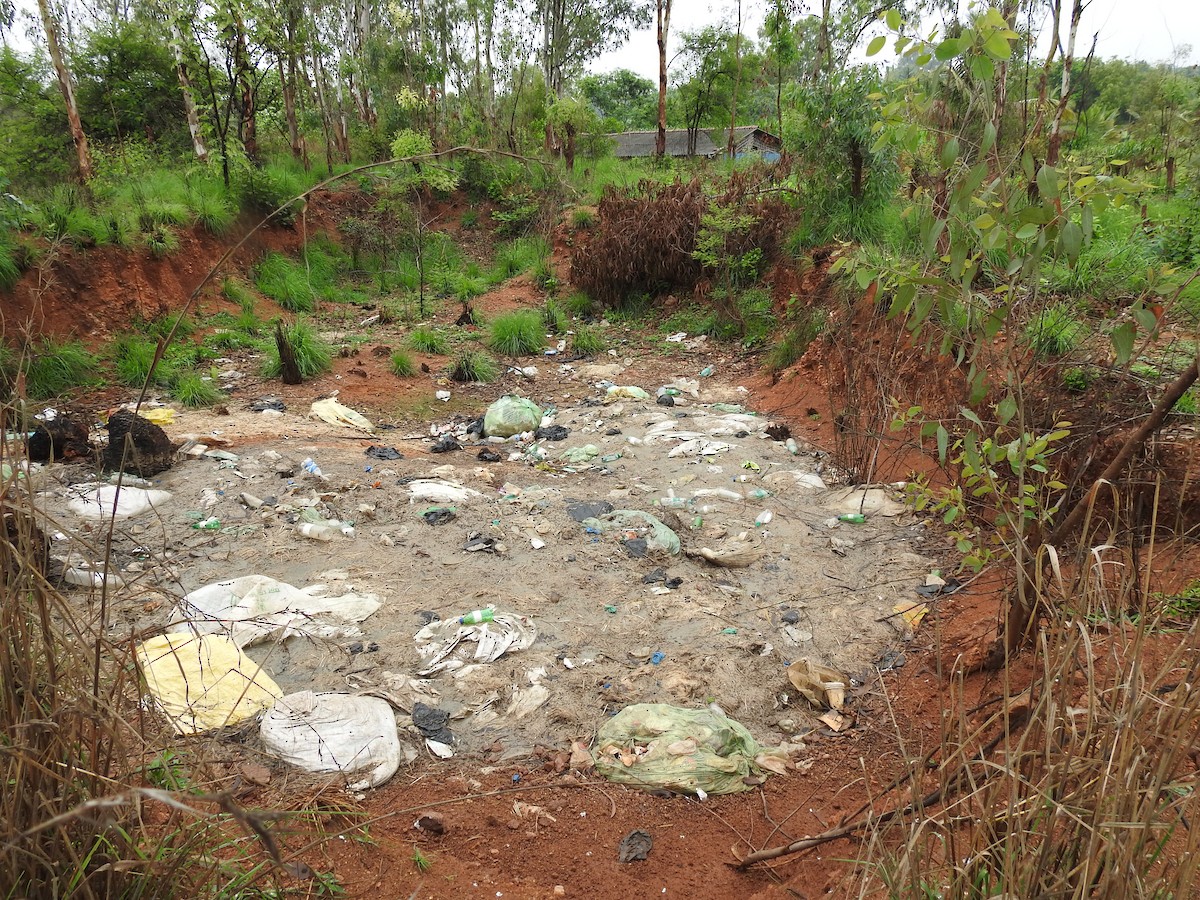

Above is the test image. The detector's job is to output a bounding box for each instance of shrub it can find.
[408,326,450,355]
[389,349,417,377]
[0,232,21,290]
[145,311,195,341]
[572,323,605,355]
[172,372,225,408]
[239,163,306,225]
[23,340,99,399]
[1024,302,1085,358]
[543,300,568,334]
[263,319,332,380]
[563,291,595,317]
[1061,366,1092,394]
[736,287,776,347]
[487,310,545,356]
[450,348,497,383]
[187,179,237,235]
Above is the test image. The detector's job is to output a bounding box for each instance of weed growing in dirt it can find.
[492,236,550,282]
[22,340,99,399]
[187,177,237,235]
[766,308,827,372]
[172,372,225,408]
[145,311,195,341]
[1061,366,1093,393]
[572,323,606,355]
[264,319,332,380]
[571,207,596,229]
[0,233,21,290]
[1024,302,1086,357]
[408,326,450,355]
[542,300,568,334]
[256,252,316,312]
[450,348,497,382]
[563,291,594,317]
[390,349,417,377]
[112,334,174,387]
[34,185,108,246]
[533,255,558,292]
[487,310,545,356]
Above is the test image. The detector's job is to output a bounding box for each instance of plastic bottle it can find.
[297,522,340,541]
[301,457,323,477]
[192,517,221,530]
[748,488,772,500]
[785,438,799,455]
[659,496,689,509]
[239,492,264,508]
[459,609,495,625]
[754,510,774,527]
[838,513,867,524]
[699,365,715,377]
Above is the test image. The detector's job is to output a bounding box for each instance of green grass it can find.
[450,349,498,383]
[572,323,606,355]
[408,326,450,355]
[766,308,827,372]
[144,311,195,341]
[735,287,776,347]
[487,310,545,356]
[570,207,596,229]
[491,236,551,283]
[0,232,20,290]
[264,319,332,380]
[23,340,100,399]
[172,372,225,408]
[563,291,595,317]
[543,300,568,334]
[112,334,174,387]
[389,349,417,377]
[1024,302,1086,358]
[255,252,316,312]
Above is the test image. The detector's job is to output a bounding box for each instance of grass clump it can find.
[766,308,827,372]
[264,319,332,380]
[450,348,497,383]
[1024,302,1085,358]
[172,372,225,408]
[0,233,21,290]
[112,334,174,387]
[23,340,99,399]
[572,323,606,356]
[408,325,450,355]
[488,309,545,356]
[389,349,417,377]
[255,252,316,313]
[492,236,550,282]
[570,207,596,229]
[563,291,594,317]
[543,300,568,334]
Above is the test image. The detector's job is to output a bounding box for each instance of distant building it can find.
[609,126,781,161]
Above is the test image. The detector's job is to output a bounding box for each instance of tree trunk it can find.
[1166,156,1176,192]
[1047,0,1084,167]
[229,8,257,161]
[36,0,92,181]
[274,322,303,385]
[655,0,671,157]
[810,0,832,82]
[727,0,743,157]
[1030,0,1064,153]
[170,21,208,163]
[563,122,576,173]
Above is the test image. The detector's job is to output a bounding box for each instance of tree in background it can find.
[578,69,655,129]
[654,0,671,157]
[35,0,92,180]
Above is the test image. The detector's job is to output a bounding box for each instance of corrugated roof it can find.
[609,129,718,158]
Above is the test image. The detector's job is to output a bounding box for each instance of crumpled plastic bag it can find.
[169,575,381,647]
[584,510,680,555]
[561,444,601,464]
[483,396,543,437]
[310,398,375,433]
[594,704,769,796]
[414,612,537,676]
[260,691,402,790]
[824,486,906,517]
[407,479,482,505]
[135,633,282,735]
[605,385,650,402]
[68,484,172,519]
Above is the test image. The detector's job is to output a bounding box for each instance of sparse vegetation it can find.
[22,340,100,399]
[408,325,450,355]
[766,308,827,372]
[572,323,605,355]
[1024,302,1087,358]
[487,309,545,356]
[450,348,497,382]
[389,349,417,377]
[264,318,332,380]
[172,371,225,407]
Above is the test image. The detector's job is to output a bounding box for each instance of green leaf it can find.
[961,408,983,428]
[1060,221,1083,266]
[940,137,960,169]
[996,393,1017,425]
[1082,204,1094,242]
[885,8,901,30]
[970,55,995,81]
[855,268,876,289]
[866,35,887,56]
[1133,305,1159,332]
[943,506,959,525]
[936,424,949,463]
[888,282,917,319]
[923,218,947,258]
[981,121,997,154]
[919,420,940,439]
[1036,165,1059,200]
[934,37,966,60]
[1111,322,1136,365]
[983,31,1013,59]
[972,212,995,231]
[1015,223,1039,240]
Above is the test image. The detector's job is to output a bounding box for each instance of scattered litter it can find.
[892,600,929,631]
[826,486,905,517]
[477,448,501,462]
[135,633,282,735]
[605,385,650,402]
[310,398,375,433]
[141,408,176,426]
[786,659,847,710]
[535,424,569,441]
[916,574,962,597]
[63,562,124,589]
[686,536,763,568]
[422,506,457,525]
[414,813,446,835]
[567,500,613,522]
[463,533,497,553]
[763,470,827,491]
[414,611,538,675]
[412,702,455,745]
[649,651,666,665]
[837,513,866,525]
[170,575,381,647]
[365,445,403,460]
[430,435,462,453]
[249,398,287,413]
[618,829,653,863]
[407,479,482,505]
[561,444,601,464]
[593,704,776,796]
[68,484,172,520]
[586,510,680,556]
[260,691,402,790]
[435,390,451,402]
[483,396,543,437]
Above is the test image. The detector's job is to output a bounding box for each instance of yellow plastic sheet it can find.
[309,398,374,433]
[135,634,282,734]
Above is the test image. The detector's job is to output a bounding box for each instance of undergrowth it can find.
[488,310,545,356]
[264,319,332,380]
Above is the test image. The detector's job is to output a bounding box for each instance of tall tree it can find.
[166,9,208,161]
[726,0,742,156]
[35,0,92,180]
[1046,0,1089,166]
[537,0,650,98]
[654,0,671,157]
[762,0,798,138]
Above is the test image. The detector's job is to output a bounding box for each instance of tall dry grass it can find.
[857,504,1200,898]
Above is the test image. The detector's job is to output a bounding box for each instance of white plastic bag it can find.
[260,691,402,789]
[483,396,543,437]
[68,484,172,519]
[310,398,375,433]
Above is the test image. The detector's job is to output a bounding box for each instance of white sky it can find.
[592,0,1199,79]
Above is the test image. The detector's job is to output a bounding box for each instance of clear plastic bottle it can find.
[301,457,323,477]
[785,438,799,455]
[755,510,774,527]
[297,522,340,541]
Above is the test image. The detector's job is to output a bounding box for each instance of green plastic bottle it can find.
[837,513,866,524]
[459,609,495,625]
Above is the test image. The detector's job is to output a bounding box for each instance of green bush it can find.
[572,323,606,355]
[172,372,225,408]
[145,312,195,341]
[187,178,237,235]
[264,319,332,380]
[487,310,545,356]
[0,232,21,290]
[450,349,497,383]
[543,300,568,334]
[389,349,417,377]
[571,207,596,229]
[238,163,306,225]
[1062,366,1092,394]
[1025,303,1085,358]
[23,340,100,399]
[408,326,450,355]
[563,291,595,317]
[143,224,180,257]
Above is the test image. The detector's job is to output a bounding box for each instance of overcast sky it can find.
[592,0,1199,80]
